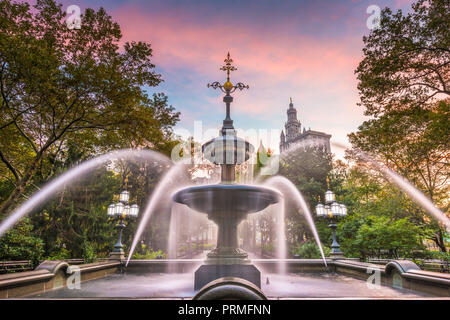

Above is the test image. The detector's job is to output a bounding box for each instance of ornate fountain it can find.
[173,53,282,290]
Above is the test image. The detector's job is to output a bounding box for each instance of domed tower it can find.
[285,98,301,142]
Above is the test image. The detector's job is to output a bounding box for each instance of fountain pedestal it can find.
[194,205,261,290]
[109,250,124,261]
[173,184,281,289]
[194,265,261,290]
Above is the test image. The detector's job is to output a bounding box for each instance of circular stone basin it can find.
[172,184,282,216]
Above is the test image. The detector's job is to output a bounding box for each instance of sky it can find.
[59,0,414,158]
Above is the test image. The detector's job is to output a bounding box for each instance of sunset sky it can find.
[60,0,414,157]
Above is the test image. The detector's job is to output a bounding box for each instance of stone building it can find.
[279,99,331,153]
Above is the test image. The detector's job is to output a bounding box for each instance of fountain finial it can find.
[207,52,249,94]
[220,52,236,90]
[207,52,250,134]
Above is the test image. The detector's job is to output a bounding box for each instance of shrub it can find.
[291,241,330,259]
[132,249,166,259]
[0,218,44,267]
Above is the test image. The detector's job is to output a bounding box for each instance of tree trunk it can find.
[434,229,447,252]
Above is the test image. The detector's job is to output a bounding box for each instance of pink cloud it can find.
[112,4,362,113]
[108,3,368,156]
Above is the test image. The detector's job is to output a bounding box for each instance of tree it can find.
[334,163,440,258]
[355,0,449,117]
[351,0,449,252]
[338,214,426,260]
[0,217,44,266]
[349,100,449,205]
[278,146,333,251]
[31,162,121,259]
[0,0,179,215]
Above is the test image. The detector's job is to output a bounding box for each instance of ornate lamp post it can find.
[316,178,347,260]
[107,186,139,260]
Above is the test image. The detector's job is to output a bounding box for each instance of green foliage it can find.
[278,146,332,249]
[132,249,166,260]
[81,240,97,263]
[337,214,426,259]
[291,241,330,259]
[426,251,450,261]
[351,0,449,252]
[0,218,44,266]
[355,0,449,116]
[0,0,179,214]
[31,165,119,259]
[349,100,449,204]
[44,247,71,261]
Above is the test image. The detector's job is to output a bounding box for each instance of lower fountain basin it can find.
[172,184,282,216]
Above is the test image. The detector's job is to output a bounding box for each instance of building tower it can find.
[279,98,331,153]
[285,98,301,141]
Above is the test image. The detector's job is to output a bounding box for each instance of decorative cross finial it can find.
[326,176,330,189]
[290,97,293,104]
[207,52,249,93]
[220,52,237,83]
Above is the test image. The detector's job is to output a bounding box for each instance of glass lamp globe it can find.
[325,190,335,204]
[107,203,115,217]
[115,202,124,216]
[130,204,139,217]
[339,203,344,217]
[315,203,325,217]
[331,202,340,216]
[123,205,130,217]
[119,190,130,203]
[341,204,347,216]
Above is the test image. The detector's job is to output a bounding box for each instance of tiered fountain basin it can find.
[173,184,282,289]
[173,184,281,216]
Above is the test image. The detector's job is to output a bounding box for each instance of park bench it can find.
[366,258,390,264]
[64,258,85,265]
[0,260,33,273]
[416,259,449,273]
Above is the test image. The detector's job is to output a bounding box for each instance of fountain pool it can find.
[28,269,428,299]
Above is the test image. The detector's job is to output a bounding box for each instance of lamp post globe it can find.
[130,204,139,218]
[108,189,140,260]
[316,186,346,259]
[324,190,335,204]
[119,190,130,203]
[315,203,325,217]
[115,202,124,217]
[107,203,115,217]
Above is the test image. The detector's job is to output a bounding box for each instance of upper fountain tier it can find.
[173,184,281,216]
[173,52,281,214]
[202,52,254,183]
